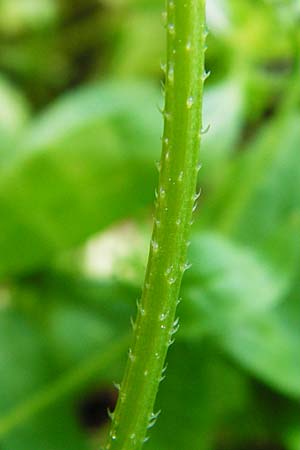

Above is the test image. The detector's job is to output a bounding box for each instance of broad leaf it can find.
[0,81,161,278]
[182,232,300,398]
[148,341,249,450]
[0,75,30,135]
[207,113,300,272]
[201,76,244,183]
[0,275,135,447]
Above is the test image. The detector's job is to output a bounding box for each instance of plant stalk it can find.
[105,1,206,449]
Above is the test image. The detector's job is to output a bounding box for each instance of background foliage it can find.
[0,0,299,449]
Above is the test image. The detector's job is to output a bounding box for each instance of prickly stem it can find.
[105,1,207,449]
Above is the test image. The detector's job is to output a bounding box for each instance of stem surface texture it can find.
[105,1,206,449]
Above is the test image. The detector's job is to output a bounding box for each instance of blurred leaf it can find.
[181,232,300,398]
[1,404,90,450]
[1,261,297,448]
[0,310,54,411]
[229,0,293,62]
[0,0,58,35]
[0,81,161,278]
[29,273,135,367]
[0,275,134,446]
[0,75,30,135]
[187,232,286,316]
[10,271,136,367]
[206,0,230,35]
[201,76,245,183]
[285,426,300,450]
[110,10,163,78]
[147,341,249,450]
[0,310,88,449]
[205,113,300,272]
[220,114,300,241]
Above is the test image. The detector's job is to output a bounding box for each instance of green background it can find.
[0,1,299,449]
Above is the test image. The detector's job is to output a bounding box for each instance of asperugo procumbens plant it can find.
[105,1,207,449]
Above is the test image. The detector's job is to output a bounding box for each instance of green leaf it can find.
[210,113,300,271]
[0,275,135,444]
[0,0,58,35]
[201,76,244,182]
[183,231,287,328]
[0,76,30,163]
[11,272,135,368]
[110,9,164,78]
[0,81,161,278]
[1,403,90,450]
[147,341,249,450]
[285,425,300,450]
[227,114,300,239]
[35,274,135,367]
[181,232,300,398]
[0,310,88,450]
[0,75,30,135]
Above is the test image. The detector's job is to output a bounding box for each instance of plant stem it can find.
[105,1,206,449]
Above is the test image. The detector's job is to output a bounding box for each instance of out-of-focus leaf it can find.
[0,275,135,446]
[1,403,90,450]
[0,76,30,135]
[201,77,245,183]
[147,341,249,450]
[181,232,300,398]
[11,272,135,367]
[32,274,135,367]
[206,0,230,35]
[0,76,30,173]
[183,231,287,327]
[0,131,14,168]
[205,113,300,272]
[0,310,89,449]
[0,310,53,411]
[285,426,300,450]
[215,302,300,398]
[219,114,300,240]
[0,0,58,35]
[0,81,161,279]
[110,10,163,78]
[230,0,293,62]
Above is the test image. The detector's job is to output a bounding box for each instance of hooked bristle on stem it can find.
[105,1,207,449]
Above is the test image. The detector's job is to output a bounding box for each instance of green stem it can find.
[105,1,206,449]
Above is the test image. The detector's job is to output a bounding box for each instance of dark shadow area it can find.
[77,387,117,431]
